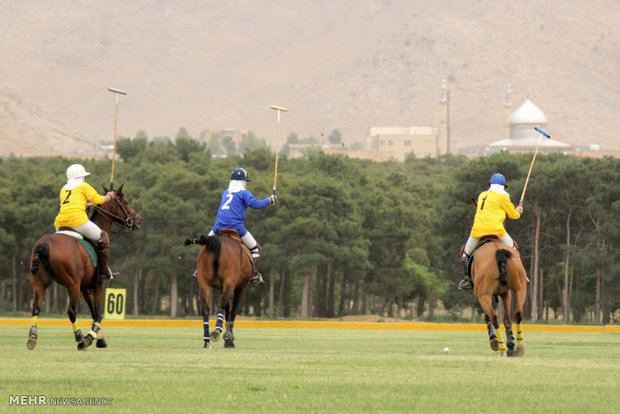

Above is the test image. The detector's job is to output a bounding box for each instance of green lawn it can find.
[1,325,618,413]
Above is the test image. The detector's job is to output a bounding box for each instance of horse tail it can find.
[30,243,49,275]
[197,235,221,274]
[496,248,512,286]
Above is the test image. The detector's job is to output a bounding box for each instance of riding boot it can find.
[249,246,264,285]
[458,253,473,291]
[96,231,117,281]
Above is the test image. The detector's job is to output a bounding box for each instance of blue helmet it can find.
[231,168,251,181]
[490,173,506,186]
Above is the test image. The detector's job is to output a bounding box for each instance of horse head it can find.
[99,184,142,231]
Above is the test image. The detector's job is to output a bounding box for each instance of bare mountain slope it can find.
[1,0,619,157]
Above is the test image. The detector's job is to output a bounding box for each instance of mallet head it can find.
[107,87,127,95]
[270,105,288,112]
[534,127,550,138]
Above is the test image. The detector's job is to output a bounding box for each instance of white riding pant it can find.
[464,233,514,256]
[209,230,259,255]
[56,220,102,242]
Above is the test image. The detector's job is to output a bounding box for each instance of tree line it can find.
[1,136,618,324]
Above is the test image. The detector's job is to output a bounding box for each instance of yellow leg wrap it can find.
[516,322,524,342]
[32,316,39,326]
[497,329,506,353]
[72,321,80,333]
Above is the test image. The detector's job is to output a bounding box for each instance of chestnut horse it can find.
[27,185,141,350]
[465,236,527,357]
[185,229,253,349]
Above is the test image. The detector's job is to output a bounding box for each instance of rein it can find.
[91,197,137,238]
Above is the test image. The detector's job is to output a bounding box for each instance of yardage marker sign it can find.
[104,288,126,320]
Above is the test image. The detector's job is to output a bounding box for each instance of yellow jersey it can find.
[54,182,106,228]
[470,189,521,238]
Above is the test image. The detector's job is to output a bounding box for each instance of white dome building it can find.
[489,99,571,152]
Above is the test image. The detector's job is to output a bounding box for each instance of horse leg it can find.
[223,302,235,349]
[199,288,211,349]
[478,294,503,353]
[501,291,516,357]
[92,283,107,348]
[211,285,233,342]
[64,286,86,350]
[514,287,527,357]
[224,286,247,349]
[81,285,107,349]
[26,277,47,350]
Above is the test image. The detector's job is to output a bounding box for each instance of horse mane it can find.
[496,249,512,286]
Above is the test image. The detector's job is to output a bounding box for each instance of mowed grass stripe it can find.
[1,326,619,413]
[1,318,618,332]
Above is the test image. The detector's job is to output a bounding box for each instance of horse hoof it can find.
[74,331,84,343]
[78,335,93,350]
[224,340,235,349]
[210,330,221,342]
[490,338,499,351]
[516,343,525,357]
[26,338,37,350]
[96,338,108,348]
[203,341,211,350]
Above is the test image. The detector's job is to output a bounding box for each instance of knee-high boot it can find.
[249,245,264,285]
[96,231,116,281]
[458,252,473,291]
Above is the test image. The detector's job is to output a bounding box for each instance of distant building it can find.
[366,126,439,161]
[486,99,572,153]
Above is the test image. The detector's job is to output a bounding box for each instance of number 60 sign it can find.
[104,288,126,320]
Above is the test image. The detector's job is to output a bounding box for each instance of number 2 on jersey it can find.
[221,193,233,210]
[62,190,72,205]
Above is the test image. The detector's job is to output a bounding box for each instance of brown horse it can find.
[186,229,253,349]
[27,185,142,350]
[465,236,527,357]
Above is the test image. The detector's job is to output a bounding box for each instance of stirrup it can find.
[192,270,197,278]
[250,273,264,285]
[458,278,473,291]
[100,266,117,281]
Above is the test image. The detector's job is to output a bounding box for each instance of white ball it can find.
[443,347,450,353]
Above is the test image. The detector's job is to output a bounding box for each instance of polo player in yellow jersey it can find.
[458,173,523,291]
[54,164,116,280]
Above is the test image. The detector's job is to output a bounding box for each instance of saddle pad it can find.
[76,238,97,267]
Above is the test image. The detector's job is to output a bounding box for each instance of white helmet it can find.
[66,164,90,180]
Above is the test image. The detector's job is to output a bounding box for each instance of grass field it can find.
[1,324,619,413]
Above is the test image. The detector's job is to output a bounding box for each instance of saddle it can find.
[56,227,97,267]
[218,228,242,243]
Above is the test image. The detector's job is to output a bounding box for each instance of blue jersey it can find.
[212,188,270,236]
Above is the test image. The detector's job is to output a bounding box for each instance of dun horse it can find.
[464,236,527,357]
[27,185,141,350]
[186,229,254,349]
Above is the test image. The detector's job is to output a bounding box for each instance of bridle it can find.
[91,196,139,235]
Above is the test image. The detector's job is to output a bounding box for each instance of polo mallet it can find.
[270,105,288,198]
[107,87,127,191]
[519,127,550,208]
